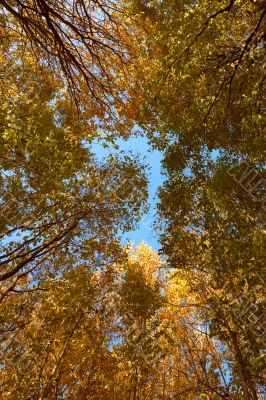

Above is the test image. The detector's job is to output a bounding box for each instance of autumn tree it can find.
[1,243,245,399]
[124,0,265,152]
[119,1,266,398]
[0,0,130,110]
[0,1,265,398]
[0,48,148,298]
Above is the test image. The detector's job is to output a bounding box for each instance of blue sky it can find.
[91,136,164,250]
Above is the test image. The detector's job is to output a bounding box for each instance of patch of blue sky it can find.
[90,136,164,250]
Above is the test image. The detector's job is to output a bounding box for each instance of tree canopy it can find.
[0,0,265,399]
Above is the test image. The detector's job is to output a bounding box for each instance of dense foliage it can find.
[0,1,265,399]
